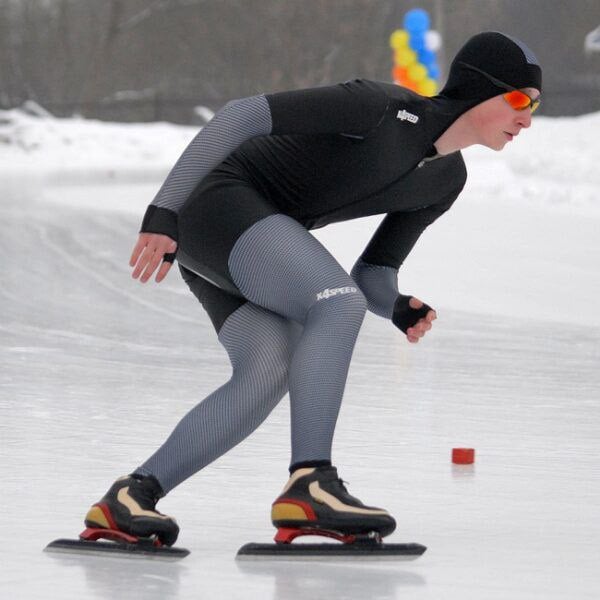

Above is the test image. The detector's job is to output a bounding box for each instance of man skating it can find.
[84,32,542,549]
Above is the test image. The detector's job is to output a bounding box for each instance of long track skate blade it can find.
[236,542,426,561]
[44,538,190,561]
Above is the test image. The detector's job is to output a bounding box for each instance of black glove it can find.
[392,294,433,333]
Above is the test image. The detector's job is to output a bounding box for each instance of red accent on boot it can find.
[95,503,119,530]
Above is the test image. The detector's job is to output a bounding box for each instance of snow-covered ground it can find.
[1,106,599,599]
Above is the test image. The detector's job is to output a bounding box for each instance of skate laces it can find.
[336,478,350,493]
[316,467,350,495]
[130,477,161,509]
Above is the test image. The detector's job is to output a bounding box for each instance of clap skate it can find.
[45,475,189,559]
[237,466,426,560]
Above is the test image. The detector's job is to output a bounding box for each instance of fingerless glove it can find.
[392,294,433,333]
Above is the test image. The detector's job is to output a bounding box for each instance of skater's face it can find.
[469,87,540,151]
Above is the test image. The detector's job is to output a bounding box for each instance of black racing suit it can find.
[141,79,476,330]
[131,80,482,488]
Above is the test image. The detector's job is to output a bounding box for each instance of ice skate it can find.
[270,466,396,542]
[83,474,179,545]
[237,466,426,559]
[45,475,188,559]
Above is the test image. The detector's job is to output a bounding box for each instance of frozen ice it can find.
[1,111,599,599]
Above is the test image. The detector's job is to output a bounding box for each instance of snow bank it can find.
[0,103,196,183]
[463,112,600,217]
[1,103,598,215]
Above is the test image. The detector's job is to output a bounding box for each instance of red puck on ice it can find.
[452,448,475,464]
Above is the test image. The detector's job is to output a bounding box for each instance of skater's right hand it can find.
[130,233,177,283]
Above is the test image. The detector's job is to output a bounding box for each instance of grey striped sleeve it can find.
[350,258,399,319]
[151,94,272,214]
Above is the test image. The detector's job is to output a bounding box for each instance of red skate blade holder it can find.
[44,528,190,560]
[236,527,427,560]
[274,526,372,545]
[79,527,161,546]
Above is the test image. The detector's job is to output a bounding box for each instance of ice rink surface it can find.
[1,113,599,599]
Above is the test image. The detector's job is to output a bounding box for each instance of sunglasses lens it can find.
[504,90,540,113]
[504,90,531,110]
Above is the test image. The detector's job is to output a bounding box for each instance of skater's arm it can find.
[141,95,274,239]
[141,80,388,240]
[134,95,273,283]
[351,197,456,314]
[350,258,436,343]
[134,82,389,283]
[351,193,460,342]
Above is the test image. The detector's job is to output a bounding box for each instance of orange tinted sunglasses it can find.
[502,89,540,113]
[459,62,541,113]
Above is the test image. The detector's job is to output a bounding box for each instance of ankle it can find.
[129,473,165,499]
[289,460,332,474]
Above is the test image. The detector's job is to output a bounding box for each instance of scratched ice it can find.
[1,112,599,599]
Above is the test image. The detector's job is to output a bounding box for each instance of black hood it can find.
[439,31,542,102]
[412,31,543,145]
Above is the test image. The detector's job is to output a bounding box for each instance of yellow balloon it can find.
[393,49,405,66]
[418,78,438,96]
[395,47,416,68]
[389,29,409,49]
[408,63,427,83]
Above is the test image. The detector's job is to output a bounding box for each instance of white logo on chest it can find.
[396,109,419,124]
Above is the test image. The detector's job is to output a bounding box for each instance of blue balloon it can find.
[418,48,435,65]
[403,8,430,32]
[409,34,425,52]
[428,63,440,80]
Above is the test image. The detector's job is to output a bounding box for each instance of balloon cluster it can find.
[390,8,441,96]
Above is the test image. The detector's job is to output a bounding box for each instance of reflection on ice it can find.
[236,560,426,600]
[46,553,185,600]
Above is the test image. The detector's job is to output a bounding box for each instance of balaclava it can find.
[440,31,542,102]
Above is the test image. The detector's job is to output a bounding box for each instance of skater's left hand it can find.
[392,295,437,344]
